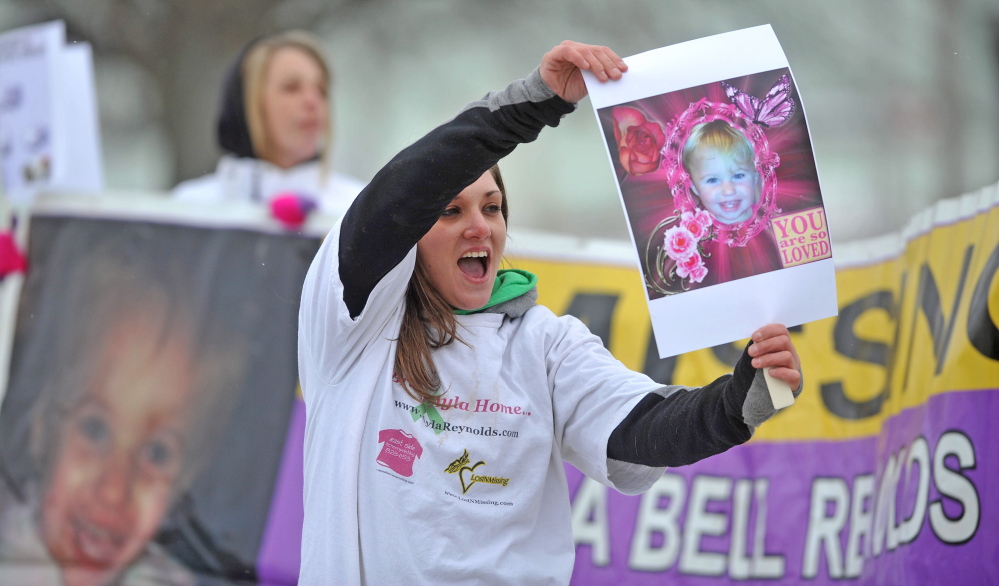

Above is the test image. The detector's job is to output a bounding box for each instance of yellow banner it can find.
[510,186,999,443]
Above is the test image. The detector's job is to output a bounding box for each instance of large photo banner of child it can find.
[587,25,838,357]
[0,215,316,584]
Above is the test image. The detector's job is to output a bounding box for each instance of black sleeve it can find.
[338,71,575,318]
[607,342,757,467]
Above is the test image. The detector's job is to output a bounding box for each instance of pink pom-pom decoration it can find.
[270,192,318,229]
[0,230,27,279]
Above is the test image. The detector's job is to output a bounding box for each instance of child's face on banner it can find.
[40,315,195,579]
[689,147,760,224]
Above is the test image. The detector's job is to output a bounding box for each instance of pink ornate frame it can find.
[660,98,781,247]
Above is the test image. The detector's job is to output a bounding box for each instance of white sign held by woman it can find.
[0,21,103,203]
[585,25,838,359]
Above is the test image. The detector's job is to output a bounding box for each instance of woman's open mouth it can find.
[457,251,489,280]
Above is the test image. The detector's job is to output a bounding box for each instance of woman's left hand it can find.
[748,324,802,393]
[539,41,627,104]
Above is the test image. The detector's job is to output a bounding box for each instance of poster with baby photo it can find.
[601,67,828,293]
[585,25,838,357]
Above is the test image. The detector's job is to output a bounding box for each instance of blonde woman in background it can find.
[174,31,364,217]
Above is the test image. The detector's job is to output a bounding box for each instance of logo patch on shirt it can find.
[445,449,510,494]
[376,429,423,477]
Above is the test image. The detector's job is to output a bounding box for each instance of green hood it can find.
[453,269,538,315]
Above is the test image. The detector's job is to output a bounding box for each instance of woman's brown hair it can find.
[394,166,507,405]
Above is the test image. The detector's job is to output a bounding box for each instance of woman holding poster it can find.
[297,41,803,584]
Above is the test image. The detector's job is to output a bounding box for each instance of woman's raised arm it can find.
[337,42,626,318]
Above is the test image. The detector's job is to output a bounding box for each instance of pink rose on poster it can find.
[680,210,713,240]
[689,263,708,283]
[611,107,666,175]
[647,208,716,293]
[663,226,697,260]
[675,252,707,283]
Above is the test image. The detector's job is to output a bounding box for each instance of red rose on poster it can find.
[611,107,665,175]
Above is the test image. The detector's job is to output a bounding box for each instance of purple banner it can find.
[567,388,998,584]
[257,400,306,585]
